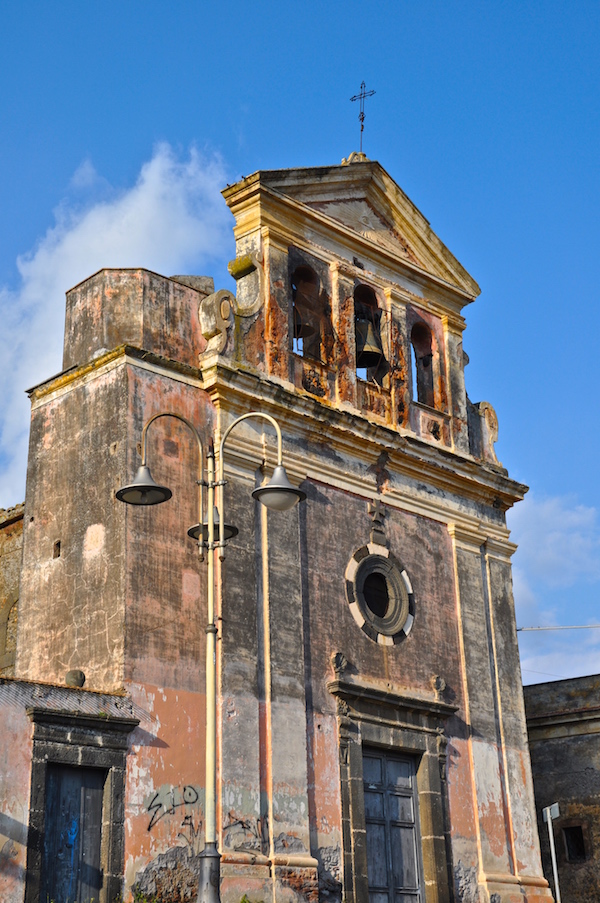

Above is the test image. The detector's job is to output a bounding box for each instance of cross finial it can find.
[350,81,376,154]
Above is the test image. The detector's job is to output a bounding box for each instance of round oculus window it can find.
[345,546,415,645]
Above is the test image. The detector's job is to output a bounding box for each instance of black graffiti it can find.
[222,812,269,853]
[178,813,203,854]
[146,785,201,831]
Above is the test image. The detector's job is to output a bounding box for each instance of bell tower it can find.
[191,158,551,903]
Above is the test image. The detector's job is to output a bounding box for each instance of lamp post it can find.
[116,411,306,903]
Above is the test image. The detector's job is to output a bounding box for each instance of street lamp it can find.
[116,411,305,903]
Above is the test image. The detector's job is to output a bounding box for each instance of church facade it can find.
[0,158,553,902]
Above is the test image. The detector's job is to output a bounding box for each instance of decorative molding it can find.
[199,289,236,355]
[327,676,457,723]
[368,499,388,547]
[328,673,457,903]
[447,522,485,553]
[526,705,600,741]
[228,189,474,315]
[344,546,415,646]
[477,401,501,467]
[331,651,349,679]
[27,706,139,747]
[227,245,265,317]
[24,701,138,903]
[222,167,479,304]
[485,872,549,890]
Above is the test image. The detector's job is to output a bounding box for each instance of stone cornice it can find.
[526,707,600,742]
[485,536,518,561]
[27,706,139,736]
[27,345,204,407]
[222,427,516,550]
[30,345,527,532]
[202,356,527,514]
[26,346,525,532]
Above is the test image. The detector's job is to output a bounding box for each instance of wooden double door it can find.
[363,749,424,903]
[40,764,105,903]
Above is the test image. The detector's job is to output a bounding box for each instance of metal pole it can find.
[543,803,561,903]
[197,441,220,903]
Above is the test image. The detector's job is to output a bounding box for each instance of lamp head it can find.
[187,507,239,543]
[251,464,306,512]
[116,464,172,506]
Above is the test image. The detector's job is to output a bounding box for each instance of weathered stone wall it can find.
[63,268,210,370]
[17,267,216,692]
[17,362,130,689]
[0,505,23,678]
[525,675,600,901]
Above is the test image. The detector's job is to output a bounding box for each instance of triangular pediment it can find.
[228,161,480,300]
[306,197,421,267]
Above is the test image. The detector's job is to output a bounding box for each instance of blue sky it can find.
[1,1,599,682]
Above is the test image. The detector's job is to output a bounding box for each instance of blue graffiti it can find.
[66,816,79,901]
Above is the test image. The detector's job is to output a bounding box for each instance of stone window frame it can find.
[24,707,139,903]
[327,675,456,903]
[345,545,415,645]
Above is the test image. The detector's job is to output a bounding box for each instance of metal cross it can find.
[350,81,376,154]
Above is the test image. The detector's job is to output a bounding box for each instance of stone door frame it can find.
[328,675,457,903]
[24,707,139,903]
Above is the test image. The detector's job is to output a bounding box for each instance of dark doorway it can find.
[363,749,423,902]
[40,764,105,903]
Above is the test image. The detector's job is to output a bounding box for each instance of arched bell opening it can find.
[291,265,320,359]
[354,283,386,381]
[410,322,435,407]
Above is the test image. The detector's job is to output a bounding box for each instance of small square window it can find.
[563,825,587,863]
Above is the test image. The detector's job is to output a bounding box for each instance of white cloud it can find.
[509,493,600,682]
[69,158,104,190]
[510,493,600,589]
[0,144,233,508]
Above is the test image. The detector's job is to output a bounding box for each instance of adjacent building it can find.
[0,156,554,902]
[525,675,600,902]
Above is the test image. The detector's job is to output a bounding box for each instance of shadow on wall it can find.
[0,810,27,885]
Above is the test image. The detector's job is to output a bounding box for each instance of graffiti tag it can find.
[178,813,203,855]
[222,811,269,853]
[145,785,202,831]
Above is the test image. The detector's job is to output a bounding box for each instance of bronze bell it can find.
[355,317,382,368]
[293,306,317,339]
